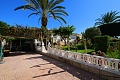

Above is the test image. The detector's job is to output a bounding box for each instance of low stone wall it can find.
[40,51,120,80]
[37,46,120,80]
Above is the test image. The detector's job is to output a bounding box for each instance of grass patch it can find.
[61,45,94,54]
[70,49,94,54]
[61,44,120,59]
[61,44,87,50]
[106,51,120,59]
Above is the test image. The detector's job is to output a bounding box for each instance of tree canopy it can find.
[98,22,120,36]
[53,25,75,38]
[14,0,68,27]
[85,27,101,43]
[95,11,120,26]
[52,25,75,45]
[0,21,10,35]
[0,21,42,39]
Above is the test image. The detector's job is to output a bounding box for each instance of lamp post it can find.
[51,34,53,48]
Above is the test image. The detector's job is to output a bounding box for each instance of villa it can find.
[52,33,82,45]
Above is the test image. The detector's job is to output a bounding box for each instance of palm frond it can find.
[37,0,44,10]
[56,19,63,25]
[49,10,56,19]
[55,16,67,24]
[14,5,27,11]
[51,6,65,11]
[54,12,67,16]
[38,17,42,25]
[48,0,54,8]
[14,4,38,11]
[53,10,68,16]
[27,7,37,11]
[29,0,39,8]
[49,0,64,9]
[95,11,120,26]
[94,22,104,26]
[15,0,68,26]
[28,12,41,17]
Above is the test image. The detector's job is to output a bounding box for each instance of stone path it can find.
[0,52,105,80]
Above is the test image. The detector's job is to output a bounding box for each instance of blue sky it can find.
[0,0,120,33]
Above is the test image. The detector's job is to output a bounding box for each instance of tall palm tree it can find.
[14,0,68,27]
[95,11,120,26]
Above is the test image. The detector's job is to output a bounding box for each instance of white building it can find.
[53,34,82,44]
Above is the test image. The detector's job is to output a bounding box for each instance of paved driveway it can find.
[0,52,105,80]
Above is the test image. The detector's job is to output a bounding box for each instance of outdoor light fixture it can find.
[51,34,53,48]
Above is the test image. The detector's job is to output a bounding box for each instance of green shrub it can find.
[94,36,110,53]
[70,46,74,50]
[61,43,94,51]
[76,44,84,50]
[87,44,94,49]
[61,46,68,50]
[106,51,120,59]
[61,44,85,50]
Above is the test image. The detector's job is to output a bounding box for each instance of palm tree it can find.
[14,0,68,27]
[95,11,120,26]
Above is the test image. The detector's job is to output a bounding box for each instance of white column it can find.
[93,55,98,65]
[42,41,47,53]
[101,57,104,67]
[84,54,89,63]
[77,54,81,61]
[103,58,108,68]
[107,58,111,70]
[95,56,99,66]
[91,55,94,64]
[88,55,92,64]
[114,59,120,72]
[81,54,83,61]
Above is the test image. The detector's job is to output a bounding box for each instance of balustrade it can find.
[45,45,120,72]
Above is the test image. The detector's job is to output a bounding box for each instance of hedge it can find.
[94,36,110,53]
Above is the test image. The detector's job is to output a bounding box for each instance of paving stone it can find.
[0,52,105,80]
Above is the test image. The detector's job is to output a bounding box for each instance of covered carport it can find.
[0,36,37,57]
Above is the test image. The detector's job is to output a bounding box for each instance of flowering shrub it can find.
[6,26,41,38]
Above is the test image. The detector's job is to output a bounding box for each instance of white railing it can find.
[47,46,120,72]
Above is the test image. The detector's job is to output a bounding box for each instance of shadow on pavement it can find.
[30,63,52,68]
[24,54,105,80]
[7,51,38,57]
[33,70,65,78]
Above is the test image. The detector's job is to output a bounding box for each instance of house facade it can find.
[52,33,82,45]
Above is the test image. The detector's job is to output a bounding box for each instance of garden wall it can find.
[35,40,120,80]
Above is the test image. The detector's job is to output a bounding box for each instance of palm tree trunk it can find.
[67,38,70,51]
[42,17,47,27]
